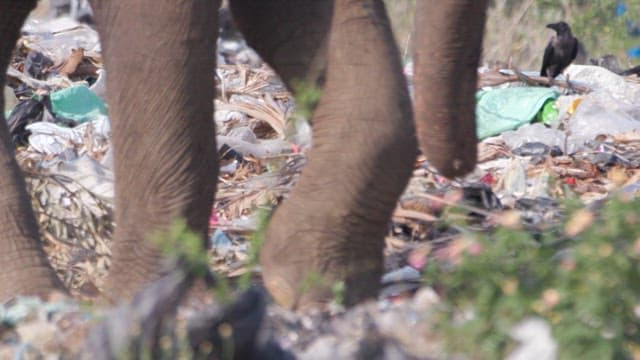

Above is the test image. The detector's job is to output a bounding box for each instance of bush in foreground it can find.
[425,195,640,359]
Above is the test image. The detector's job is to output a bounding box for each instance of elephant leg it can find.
[0,1,66,300]
[229,0,333,88]
[251,0,417,309]
[90,0,220,300]
[413,0,488,178]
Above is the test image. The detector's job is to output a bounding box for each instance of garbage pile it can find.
[4,6,303,297]
[6,14,113,297]
[1,4,307,358]
[471,63,640,209]
[386,64,640,298]
[4,1,640,359]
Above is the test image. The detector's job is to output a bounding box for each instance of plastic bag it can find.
[50,85,107,123]
[7,98,57,145]
[564,65,640,105]
[476,87,560,139]
[567,91,640,149]
[502,123,567,153]
[3,86,18,116]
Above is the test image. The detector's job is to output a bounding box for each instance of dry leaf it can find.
[495,210,522,229]
[57,48,84,76]
[607,166,629,187]
[564,208,594,237]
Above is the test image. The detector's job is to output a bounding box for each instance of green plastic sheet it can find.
[50,85,107,123]
[476,87,560,140]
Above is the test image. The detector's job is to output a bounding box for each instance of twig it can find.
[478,68,592,94]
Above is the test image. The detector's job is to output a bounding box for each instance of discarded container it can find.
[50,85,107,123]
[499,158,527,198]
[536,99,559,126]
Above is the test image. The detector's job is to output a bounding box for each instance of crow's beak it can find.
[546,23,559,31]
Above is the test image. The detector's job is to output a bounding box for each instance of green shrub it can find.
[424,195,640,359]
[155,218,209,278]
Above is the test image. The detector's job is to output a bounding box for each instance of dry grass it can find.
[384,0,634,71]
[384,0,416,61]
[483,0,563,69]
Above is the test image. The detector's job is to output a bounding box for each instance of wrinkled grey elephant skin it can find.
[0,0,488,310]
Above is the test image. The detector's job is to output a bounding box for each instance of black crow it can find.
[540,22,578,79]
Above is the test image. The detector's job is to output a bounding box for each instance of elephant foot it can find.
[260,199,387,310]
[261,254,382,311]
[101,237,168,302]
[0,256,66,301]
[256,0,417,311]
[0,181,67,301]
[261,262,381,311]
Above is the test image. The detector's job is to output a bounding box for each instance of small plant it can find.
[285,79,322,146]
[424,194,640,359]
[331,280,346,308]
[155,219,210,277]
[154,218,232,303]
[291,79,322,121]
[297,271,325,297]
